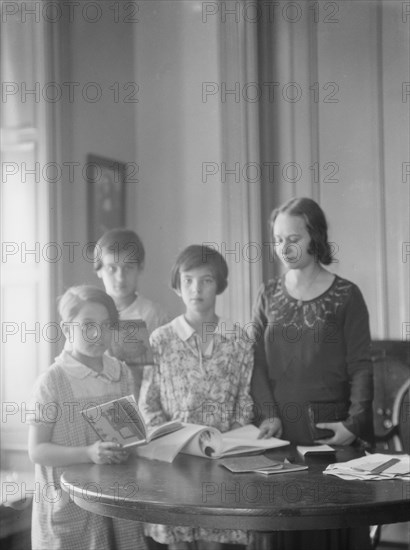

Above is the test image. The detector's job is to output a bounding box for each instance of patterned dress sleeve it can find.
[250,282,278,424]
[233,335,254,427]
[342,284,374,441]
[138,329,168,427]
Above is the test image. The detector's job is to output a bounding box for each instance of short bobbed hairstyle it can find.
[269,197,334,265]
[171,245,228,295]
[58,285,119,324]
[93,228,145,272]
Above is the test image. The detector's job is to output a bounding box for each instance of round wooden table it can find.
[61,445,410,535]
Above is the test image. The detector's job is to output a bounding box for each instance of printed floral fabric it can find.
[139,315,254,544]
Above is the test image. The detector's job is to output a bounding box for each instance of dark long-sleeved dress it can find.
[251,275,374,445]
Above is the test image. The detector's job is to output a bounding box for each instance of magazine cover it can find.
[82,395,183,448]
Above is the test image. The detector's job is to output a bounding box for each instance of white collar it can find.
[55,350,122,381]
[170,315,240,342]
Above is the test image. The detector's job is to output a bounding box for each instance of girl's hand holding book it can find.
[87,441,129,465]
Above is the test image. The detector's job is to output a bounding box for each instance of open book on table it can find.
[134,423,290,463]
[82,395,183,449]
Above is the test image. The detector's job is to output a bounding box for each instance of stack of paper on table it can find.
[324,453,410,481]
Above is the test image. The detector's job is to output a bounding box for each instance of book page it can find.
[180,426,224,458]
[182,424,289,459]
[220,424,290,456]
[147,421,185,442]
[135,424,209,462]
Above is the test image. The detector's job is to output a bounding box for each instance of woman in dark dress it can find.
[251,197,374,549]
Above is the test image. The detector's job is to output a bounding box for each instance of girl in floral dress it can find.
[139,245,255,550]
[28,285,147,550]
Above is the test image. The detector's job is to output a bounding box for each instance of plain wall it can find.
[58,0,409,335]
[58,7,138,297]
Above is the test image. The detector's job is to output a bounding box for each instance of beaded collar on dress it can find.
[266,275,353,329]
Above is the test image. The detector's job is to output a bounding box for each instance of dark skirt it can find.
[249,527,371,550]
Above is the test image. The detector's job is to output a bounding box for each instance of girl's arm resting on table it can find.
[28,423,129,467]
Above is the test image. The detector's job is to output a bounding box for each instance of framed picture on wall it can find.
[86,154,127,243]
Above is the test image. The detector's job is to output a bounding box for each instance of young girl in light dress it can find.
[28,285,147,550]
[140,245,257,550]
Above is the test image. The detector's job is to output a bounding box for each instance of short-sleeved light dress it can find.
[28,350,147,550]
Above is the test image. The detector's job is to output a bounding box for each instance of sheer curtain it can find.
[1,6,58,467]
[217,6,263,326]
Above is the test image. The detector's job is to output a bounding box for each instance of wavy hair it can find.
[269,197,335,265]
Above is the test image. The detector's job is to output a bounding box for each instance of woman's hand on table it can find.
[257,417,283,439]
[315,421,356,445]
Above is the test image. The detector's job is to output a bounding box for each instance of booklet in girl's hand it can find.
[82,395,183,449]
[134,423,290,463]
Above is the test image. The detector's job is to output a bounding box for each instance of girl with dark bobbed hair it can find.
[252,197,373,447]
[140,245,253,549]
